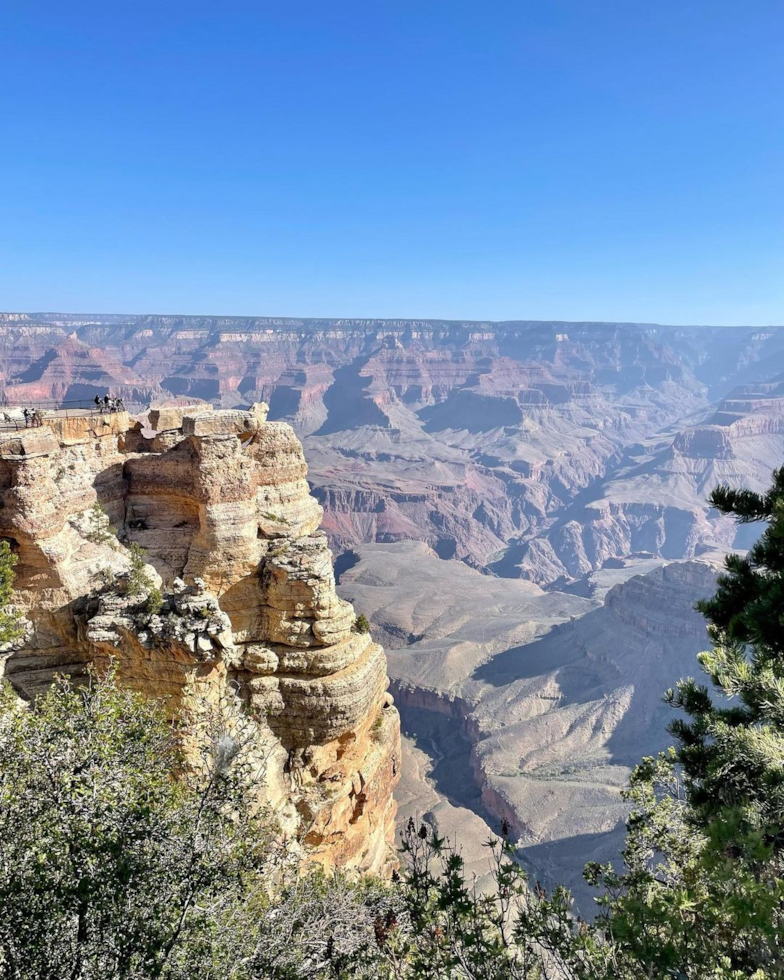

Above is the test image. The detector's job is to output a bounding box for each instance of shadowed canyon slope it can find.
[336,541,718,905]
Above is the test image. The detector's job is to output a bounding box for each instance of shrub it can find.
[0,540,22,645]
[0,667,278,980]
[145,587,163,616]
[84,501,118,547]
[126,541,154,597]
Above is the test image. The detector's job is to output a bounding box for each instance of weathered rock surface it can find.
[0,406,400,873]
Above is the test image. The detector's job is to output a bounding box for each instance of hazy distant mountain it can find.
[2,313,782,584]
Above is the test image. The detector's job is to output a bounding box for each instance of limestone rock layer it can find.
[0,405,400,873]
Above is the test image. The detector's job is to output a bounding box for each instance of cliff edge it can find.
[0,404,400,873]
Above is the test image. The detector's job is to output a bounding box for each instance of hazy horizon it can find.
[7,309,784,330]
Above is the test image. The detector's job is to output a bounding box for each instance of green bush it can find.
[84,501,118,546]
[0,668,278,980]
[145,587,163,616]
[0,540,22,645]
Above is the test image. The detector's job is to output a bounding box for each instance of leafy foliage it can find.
[145,586,164,616]
[354,613,371,635]
[395,817,544,978]
[0,540,22,645]
[678,466,784,837]
[0,668,276,980]
[126,541,155,597]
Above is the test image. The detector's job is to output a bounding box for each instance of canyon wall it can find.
[3,314,784,585]
[0,404,400,873]
[2,312,780,909]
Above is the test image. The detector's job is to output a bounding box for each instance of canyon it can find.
[3,314,784,580]
[2,311,784,904]
[338,541,719,903]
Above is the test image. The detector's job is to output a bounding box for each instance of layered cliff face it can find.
[0,405,400,873]
[500,378,784,585]
[0,328,165,405]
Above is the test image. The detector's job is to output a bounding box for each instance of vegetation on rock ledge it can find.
[0,541,22,645]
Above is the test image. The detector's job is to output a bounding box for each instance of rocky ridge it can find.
[502,378,784,585]
[0,404,400,873]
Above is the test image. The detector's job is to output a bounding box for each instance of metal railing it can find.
[0,397,121,411]
[0,398,138,431]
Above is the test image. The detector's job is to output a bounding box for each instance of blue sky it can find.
[1,1,782,323]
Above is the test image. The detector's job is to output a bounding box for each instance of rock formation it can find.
[502,378,784,585]
[0,404,400,873]
[3,312,782,907]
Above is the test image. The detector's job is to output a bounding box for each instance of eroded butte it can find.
[0,404,400,873]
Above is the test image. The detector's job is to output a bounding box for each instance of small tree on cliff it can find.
[0,539,22,646]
